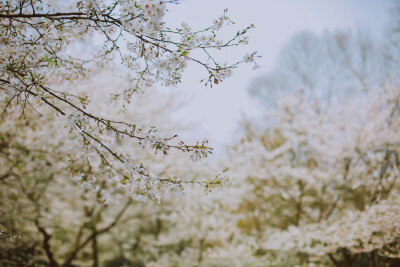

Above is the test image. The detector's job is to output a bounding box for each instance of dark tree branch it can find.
[34,219,59,267]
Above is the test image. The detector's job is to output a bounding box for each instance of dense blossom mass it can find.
[219,86,400,266]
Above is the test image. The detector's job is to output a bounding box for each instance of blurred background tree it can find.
[248,26,399,109]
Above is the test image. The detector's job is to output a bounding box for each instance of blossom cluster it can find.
[189,140,213,162]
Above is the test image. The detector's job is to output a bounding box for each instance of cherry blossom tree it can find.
[0,0,257,203]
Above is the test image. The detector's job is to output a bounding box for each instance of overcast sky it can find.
[163,0,392,152]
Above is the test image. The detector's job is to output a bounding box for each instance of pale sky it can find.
[163,0,392,153]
